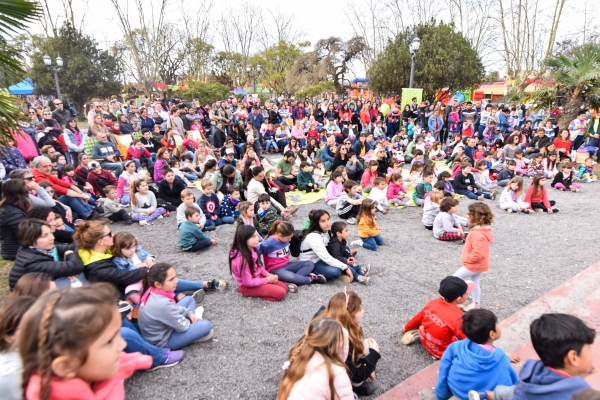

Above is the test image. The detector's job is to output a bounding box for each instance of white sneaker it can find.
[506,209,513,213]
[346,217,357,225]
[158,215,163,219]
[350,239,363,247]
[195,306,204,320]
[490,191,497,200]
[477,194,484,200]
[361,264,371,276]
[357,275,369,285]
[139,220,148,226]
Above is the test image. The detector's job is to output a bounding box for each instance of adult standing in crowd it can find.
[51,98,73,127]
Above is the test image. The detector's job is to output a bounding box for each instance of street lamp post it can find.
[246,64,262,95]
[408,36,420,89]
[43,54,63,99]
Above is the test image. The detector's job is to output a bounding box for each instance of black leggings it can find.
[107,209,132,223]
[531,200,557,212]
[270,189,287,208]
[338,204,360,219]
[156,198,178,211]
[298,185,319,192]
[276,176,296,186]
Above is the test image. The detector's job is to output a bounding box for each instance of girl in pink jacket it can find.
[277,318,354,400]
[229,225,288,301]
[325,171,344,207]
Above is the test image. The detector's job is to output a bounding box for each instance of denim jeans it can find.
[297,139,306,147]
[55,272,87,288]
[456,189,490,200]
[348,265,362,281]
[264,140,278,152]
[183,237,212,252]
[313,261,342,279]
[59,195,94,218]
[164,296,212,349]
[204,215,234,230]
[121,318,167,369]
[175,279,204,293]
[361,235,384,251]
[184,173,198,181]
[271,261,314,285]
[276,140,289,150]
[100,161,123,177]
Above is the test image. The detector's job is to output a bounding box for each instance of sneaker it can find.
[552,208,560,213]
[194,329,215,343]
[338,274,353,283]
[357,275,369,285]
[468,390,489,400]
[195,306,204,319]
[521,209,531,214]
[88,211,104,221]
[309,273,327,284]
[490,191,497,200]
[346,217,357,225]
[574,188,580,192]
[148,350,185,371]
[534,208,544,213]
[157,215,163,219]
[139,220,148,226]
[206,279,227,291]
[401,329,420,345]
[477,194,484,200]
[361,264,371,276]
[125,219,134,224]
[506,209,513,213]
[286,283,298,293]
[350,239,363,247]
[192,289,205,304]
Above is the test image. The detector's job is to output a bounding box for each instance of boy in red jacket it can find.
[402,276,476,359]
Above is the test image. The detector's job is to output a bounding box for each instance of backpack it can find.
[289,230,304,258]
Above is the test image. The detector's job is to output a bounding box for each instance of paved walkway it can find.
[379,261,600,400]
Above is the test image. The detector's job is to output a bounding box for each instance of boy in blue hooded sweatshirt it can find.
[435,309,518,400]
[469,313,596,400]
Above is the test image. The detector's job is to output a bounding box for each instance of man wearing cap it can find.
[401,276,476,359]
[87,161,118,195]
[218,148,237,168]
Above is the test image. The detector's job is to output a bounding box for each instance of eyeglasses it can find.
[102,231,113,239]
[108,191,117,195]
[43,113,52,116]
[29,111,36,114]
[24,176,34,181]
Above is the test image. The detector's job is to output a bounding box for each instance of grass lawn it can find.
[0,257,12,300]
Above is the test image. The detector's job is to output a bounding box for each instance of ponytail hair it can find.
[142,263,173,293]
[266,220,295,239]
[130,179,145,207]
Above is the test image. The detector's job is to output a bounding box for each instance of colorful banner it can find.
[400,88,423,109]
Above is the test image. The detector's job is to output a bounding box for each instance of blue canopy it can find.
[234,87,247,95]
[8,78,34,95]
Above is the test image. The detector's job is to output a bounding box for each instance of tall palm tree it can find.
[524,43,600,129]
[0,0,39,146]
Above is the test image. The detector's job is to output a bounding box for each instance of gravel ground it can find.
[120,174,600,400]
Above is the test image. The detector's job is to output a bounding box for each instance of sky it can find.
[31,0,599,81]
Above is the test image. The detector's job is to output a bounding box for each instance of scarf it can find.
[139,287,176,308]
[30,246,59,260]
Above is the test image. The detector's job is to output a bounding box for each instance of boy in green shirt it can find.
[297,161,320,193]
[178,207,217,252]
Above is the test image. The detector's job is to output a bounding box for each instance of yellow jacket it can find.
[358,217,381,238]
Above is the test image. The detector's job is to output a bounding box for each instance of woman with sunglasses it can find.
[9,218,86,290]
[28,107,42,124]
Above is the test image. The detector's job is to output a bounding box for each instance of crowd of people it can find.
[0,93,599,400]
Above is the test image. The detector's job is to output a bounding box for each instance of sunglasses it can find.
[102,231,113,239]
[24,176,35,181]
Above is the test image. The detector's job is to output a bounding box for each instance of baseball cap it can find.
[89,161,101,169]
[225,148,234,155]
[439,276,476,302]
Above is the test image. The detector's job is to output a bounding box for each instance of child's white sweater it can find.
[368,187,388,211]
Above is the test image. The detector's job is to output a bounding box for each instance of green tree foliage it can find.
[28,23,121,119]
[524,43,600,128]
[0,0,39,145]
[179,81,231,105]
[250,40,309,96]
[368,21,484,99]
[296,81,336,99]
[482,71,500,83]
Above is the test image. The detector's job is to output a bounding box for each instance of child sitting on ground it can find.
[103,185,133,225]
[433,197,468,242]
[176,188,206,229]
[387,173,409,207]
[312,158,325,185]
[360,160,379,192]
[422,191,444,230]
[430,142,445,161]
[352,199,384,251]
[474,160,499,194]
[499,177,531,214]
[402,276,474,358]
[346,152,364,181]
[297,161,320,193]
[178,207,217,252]
[235,201,259,229]
[435,309,518,400]
[327,221,369,285]
[219,187,241,220]
[413,170,434,206]
[454,163,495,201]
[408,161,424,188]
[513,149,528,176]
[578,158,598,182]
[325,171,344,207]
[438,171,459,198]
[368,177,390,214]
[256,193,286,237]
[497,160,516,187]
[527,153,545,177]
[336,179,365,225]
[551,163,581,192]
[198,179,235,230]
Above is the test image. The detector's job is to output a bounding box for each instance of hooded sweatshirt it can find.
[512,359,591,400]
[435,339,517,400]
[461,226,494,273]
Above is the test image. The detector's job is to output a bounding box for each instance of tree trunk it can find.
[559,93,581,131]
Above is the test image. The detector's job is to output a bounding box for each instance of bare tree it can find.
[447,0,498,60]
[181,1,214,81]
[345,0,388,70]
[255,7,305,52]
